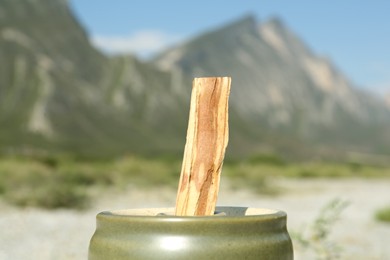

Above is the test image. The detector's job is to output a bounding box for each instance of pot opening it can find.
[106,207,280,217]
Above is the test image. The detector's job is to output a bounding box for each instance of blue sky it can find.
[69,1,390,93]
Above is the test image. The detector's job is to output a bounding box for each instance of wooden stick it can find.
[175,77,231,216]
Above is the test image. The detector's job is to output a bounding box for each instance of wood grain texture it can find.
[175,77,231,216]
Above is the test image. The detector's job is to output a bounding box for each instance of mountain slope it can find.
[0,0,188,157]
[153,16,390,158]
[1,1,390,160]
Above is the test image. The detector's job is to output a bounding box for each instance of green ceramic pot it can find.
[89,207,293,259]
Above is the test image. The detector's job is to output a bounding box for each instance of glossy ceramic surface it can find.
[89,207,293,259]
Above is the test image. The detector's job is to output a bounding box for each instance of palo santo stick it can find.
[175,77,231,216]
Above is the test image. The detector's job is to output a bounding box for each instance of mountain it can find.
[153,16,390,159]
[0,0,188,157]
[1,1,390,161]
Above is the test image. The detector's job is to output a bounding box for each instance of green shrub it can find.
[61,170,97,186]
[296,169,317,178]
[34,182,88,209]
[346,161,362,172]
[247,153,286,166]
[36,156,60,169]
[292,199,349,259]
[375,206,390,223]
[2,169,89,209]
[224,163,280,195]
[0,181,5,194]
[6,180,88,209]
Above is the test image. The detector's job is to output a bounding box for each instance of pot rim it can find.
[97,206,287,222]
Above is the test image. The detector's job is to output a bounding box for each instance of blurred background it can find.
[0,0,390,259]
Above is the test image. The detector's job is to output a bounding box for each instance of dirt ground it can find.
[1,178,389,259]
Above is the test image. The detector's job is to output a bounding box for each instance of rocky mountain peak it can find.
[218,14,259,35]
[154,15,390,157]
[1,1,390,159]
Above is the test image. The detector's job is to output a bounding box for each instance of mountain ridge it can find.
[1,0,390,161]
[153,14,390,157]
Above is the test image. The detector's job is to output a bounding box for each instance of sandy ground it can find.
[0,178,390,260]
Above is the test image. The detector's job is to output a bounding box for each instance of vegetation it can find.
[292,199,349,259]
[0,153,389,209]
[375,206,390,223]
[0,155,181,209]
